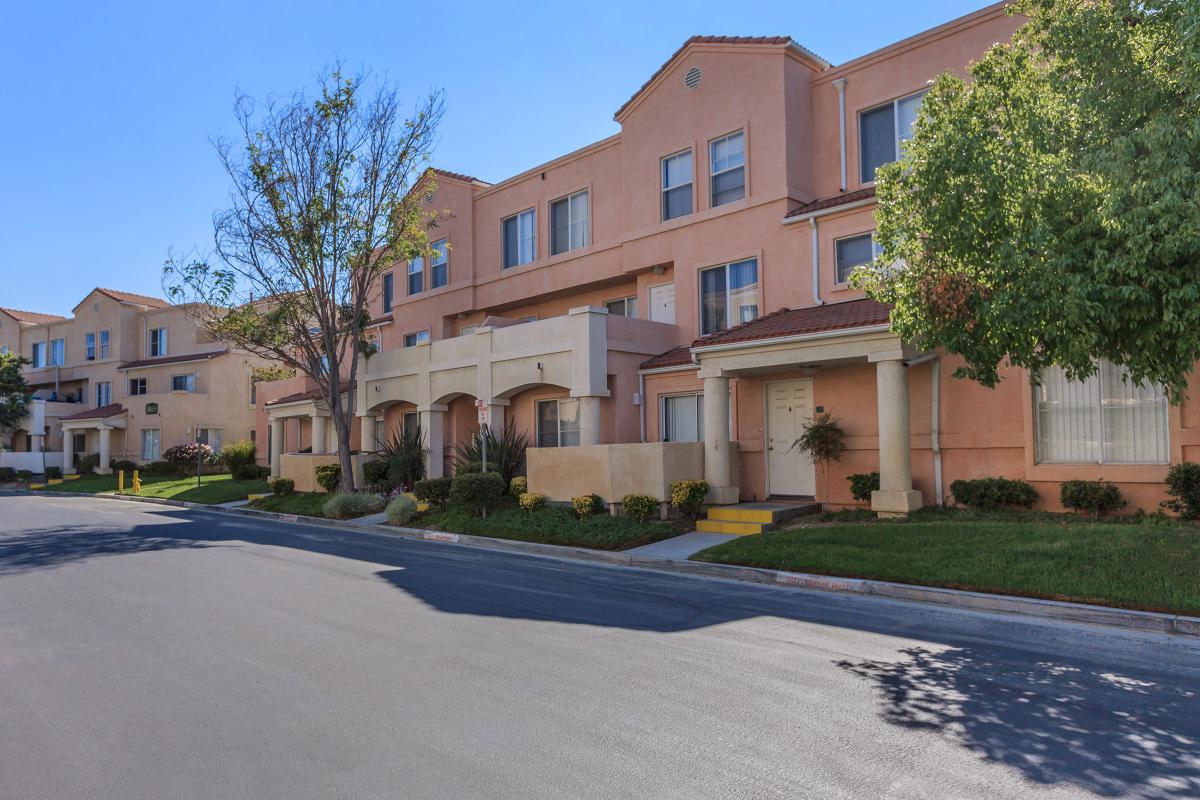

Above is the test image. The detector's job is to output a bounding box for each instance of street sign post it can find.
[476,399,489,472]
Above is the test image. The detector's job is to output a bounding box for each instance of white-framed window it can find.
[503,208,536,268]
[860,89,928,182]
[550,190,589,255]
[662,149,693,221]
[149,327,168,357]
[99,329,109,359]
[699,257,759,336]
[834,233,884,284]
[129,377,147,396]
[408,255,424,295]
[710,130,745,207]
[605,296,637,318]
[30,341,44,367]
[403,331,430,348]
[431,239,448,288]
[662,393,703,442]
[382,272,394,313]
[536,398,580,448]
[459,324,478,337]
[85,332,96,361]
[49,338,64,366]
[1035,360,1169,464]
[172,373,196,392]
[141,428,161,461]
[197,427,223,452]
[403,411,420,439]
[95,381,111,407]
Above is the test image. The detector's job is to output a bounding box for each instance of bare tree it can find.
[165,69,444,491]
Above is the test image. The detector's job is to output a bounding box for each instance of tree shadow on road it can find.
[837,646,1200,798]
[0,522,212,576]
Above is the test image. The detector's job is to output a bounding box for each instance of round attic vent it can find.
[684,66,702,89]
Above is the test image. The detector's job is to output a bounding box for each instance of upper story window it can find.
[382,273,394,313]
[860,89,927,182]
[129,377,147,396]
[503,208,537,268]
[699,258,759,336]
[835,233,883,284]
[710,131,745,207]
[95,381,111,406]
[149,327,168,358]
[172,373,196,392]
[550,190,589,256]
[662,149,693,221]
[408,255,424,295]
[99,329,110,359]
[459,324,478,337]
[431,239,448,288]
[605,296,637,318]
[85,332,96,361]
[1035,360,1169,464]
[403,330,430,348]
[31,341,44,367]
[48,338,64,366]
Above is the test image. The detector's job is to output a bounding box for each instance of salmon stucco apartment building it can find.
[0,288,277,475]
[260,1,1197,514]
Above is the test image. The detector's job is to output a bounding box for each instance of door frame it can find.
[763,377,816,498]
[647,281,676,324]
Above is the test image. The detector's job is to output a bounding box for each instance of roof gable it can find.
[0,307,67,325]
[72,287,169,314]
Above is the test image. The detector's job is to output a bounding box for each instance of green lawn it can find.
[692,510,1200,614]
[35,473,268,505]
[418,505,680,551]
[248,492,332,517]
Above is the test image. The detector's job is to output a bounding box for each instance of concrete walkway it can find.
[356,511,390,526]
[626,531,740,559]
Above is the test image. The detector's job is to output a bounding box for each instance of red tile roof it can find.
[640,345,695,371]
[0,307,67,325]
[691,299,892,348]
[60,403,126,422]
[265,381,356,407]
[786,186,876,219]
[94,288,170,308]
[431,168,489,186]
[118,350,228,370]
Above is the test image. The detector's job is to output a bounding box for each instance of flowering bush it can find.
[621,494,658,523]
[518,492,545,513]
[162,442,219,466]
[571,493,604,520]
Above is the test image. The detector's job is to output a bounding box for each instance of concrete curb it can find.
[9,488,1199,638]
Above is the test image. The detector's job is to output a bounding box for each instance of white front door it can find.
[649,282,676,324]
[766,379,816,498]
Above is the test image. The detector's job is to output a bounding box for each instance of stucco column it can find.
[97,427,111,475]
[311,415,327,455]
[702,374,739,504]
[483,403,506,435]
[420,407,446,478]
[359,414,378,453]
[31,434,43,453]
[62,428,75,474]
[871,358,923,516]
[578,396,602,446]
[270,418,284,479]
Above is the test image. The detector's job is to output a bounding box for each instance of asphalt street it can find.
[1,494,1197,800]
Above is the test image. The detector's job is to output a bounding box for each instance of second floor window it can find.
[710,131,745,207]
[860,89,927,181]
[403,331,430,348]
[149,327,168,357]
[96,381,111,407]
[605,296,637,318]
[49,338,64,366]
[85,332,96,361]
[31,341,44,367]
[503,208,536,268]
[835,233,883,284]
[431,239,448,288]
[382,272,393,313]
[662,150,693,221]
[172,374,196,392]
[700,258,759,336]
[550,190,589,255]
[99,329,110,359]
[129,377,147,396]
[408,256,424,295]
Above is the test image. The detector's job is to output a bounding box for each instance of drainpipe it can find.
[906,353,943,505]
[810,218,823,306]
[638,371,647,443]
[833,78,848,192]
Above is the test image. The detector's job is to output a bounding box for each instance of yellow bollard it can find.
[132,470,142,494]
[118,469,125,493]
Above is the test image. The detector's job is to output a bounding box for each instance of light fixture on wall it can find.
[651,265,665,276]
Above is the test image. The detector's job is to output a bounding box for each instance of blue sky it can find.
[0,0,989,316]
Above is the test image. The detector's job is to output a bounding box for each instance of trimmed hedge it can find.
[622,494,657,523]
[509,476,528,497]
[234,464,269,481]
[572,493,604,519]
[518,492,545,513]
[1060,479,1126,516]
[111,459,138,474]
[315,464,341,492]
[269,478,295,496]
[0,467,15,481]
[323,491,385,520]
[670,479,709,519]
[1163,462,1200,519]
[950,477,1038,510]
[140,461,178,477]
[449,472,505,516]
[45,466,62,479]
[414,477,453,509]
[847,471,880,503]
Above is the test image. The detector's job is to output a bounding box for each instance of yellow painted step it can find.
[64,474,80,481]
[29,483,46,490]
[708,507,776,524]
[696,519,766,536]
[247,493,269,501]
[402,492,430,513]
[47,478,63,485]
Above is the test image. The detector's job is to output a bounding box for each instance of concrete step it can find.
[696,519,766,536]
[707,501,821,528]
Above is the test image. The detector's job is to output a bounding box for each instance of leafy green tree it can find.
[164,69,444,490]
[859,0,1200,399]
[0,353,33,435]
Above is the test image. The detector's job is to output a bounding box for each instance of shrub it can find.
[111,459,137,474]
[670,479,710,519]
[456,461,481,475]
[414,477,453,508]
[571,493,604,519]
[449,472,505,516]
[1060,479,1126,516]
[140,460,177,477]
[385,494,419,526]
[454,424,530,487]
[269,478,295,496]
[1162,462,1200,520]
[847,471,880,503]
[510,476,528,497]
[379,424,425,490]
[950,477,1038,509]
[162,442,219,466]
[518,492,545,513]
[17,469,33,481]
[45,466,62,479]
[622,494,658,523]
[315,464,341,492]
[362,459,390,489]
[233,464,269,481]
[220,440,257,474]
[323,491,385,520]
[0,467,15,481]
[77,453,100,475]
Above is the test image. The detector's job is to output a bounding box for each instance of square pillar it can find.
[270,418,284,479]
[31,434,43,453]
[871,358,923,516]
[420,406,446,478]
[702,374,739,504]
[483,402,506,434]
[62,428,75,474]
[577,396,602,446]
[311,415,328,455]
[97,427,112,475]
[359,414,378,453]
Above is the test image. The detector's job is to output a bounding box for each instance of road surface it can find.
[2,494,1197,799]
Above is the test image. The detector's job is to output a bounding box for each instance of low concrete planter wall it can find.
[528,441,703,502]
[280,453,371,492]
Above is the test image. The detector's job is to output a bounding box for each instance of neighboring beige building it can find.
[1,288,276,474]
